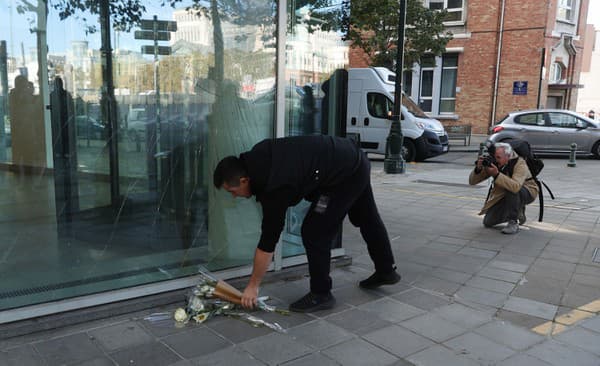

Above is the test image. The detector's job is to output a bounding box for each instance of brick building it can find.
[350,0,591,134]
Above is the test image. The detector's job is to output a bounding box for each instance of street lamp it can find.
[384,0,407,174]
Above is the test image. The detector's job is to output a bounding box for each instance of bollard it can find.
[567,142,577,167]
[478,142,485,157]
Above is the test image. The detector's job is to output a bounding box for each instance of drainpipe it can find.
[490,0,506,129]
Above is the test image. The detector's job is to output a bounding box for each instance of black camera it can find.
[482,154,496,167]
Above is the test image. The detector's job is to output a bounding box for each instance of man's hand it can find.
[485,163,499,178]
[241,284,259,309]
[475,156,484,171]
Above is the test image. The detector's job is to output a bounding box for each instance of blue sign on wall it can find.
[513,81,528,95]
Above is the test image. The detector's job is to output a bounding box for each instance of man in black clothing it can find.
[213,135,400,312]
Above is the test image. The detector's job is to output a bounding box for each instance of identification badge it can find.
[314,195,330,214]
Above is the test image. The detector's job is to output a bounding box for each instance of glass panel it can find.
[440,69,456,98]
[515,113,545,126]
[429,1,444,10]
[444,10,463,22]
[367,93,393,118]
[447,0,463,8]
[420,70,434,97]
[439,100,455,113]
[421,55,435,68]
[0,0,276,311]
[549,113,578,127]
[402,70,412,96]
[442,54,458,67]
[281,0,349,257]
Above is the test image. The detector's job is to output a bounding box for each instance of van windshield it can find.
[391,93,429,118]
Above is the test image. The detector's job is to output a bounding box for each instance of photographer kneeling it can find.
[469,142,538,234]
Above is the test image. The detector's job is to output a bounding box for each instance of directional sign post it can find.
[135,16,177,191]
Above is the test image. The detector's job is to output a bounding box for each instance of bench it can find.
[447,124,472,146]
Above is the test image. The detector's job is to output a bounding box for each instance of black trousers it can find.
[301,153,396,294]
[483,186,534,227]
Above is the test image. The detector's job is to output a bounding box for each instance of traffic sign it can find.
[141,45,172,55]
[139,19,177,32]
[134,30,171,41]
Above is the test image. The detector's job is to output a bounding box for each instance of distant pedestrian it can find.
[213,135,400,313]
[588,110,595,120]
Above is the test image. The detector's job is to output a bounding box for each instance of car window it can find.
[514,113,545,126]
[367,92,393,118]
[548,112,579,128]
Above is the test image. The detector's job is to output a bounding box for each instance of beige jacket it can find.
[469,153,539,215]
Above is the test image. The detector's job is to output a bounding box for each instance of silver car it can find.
[488,109,600,158]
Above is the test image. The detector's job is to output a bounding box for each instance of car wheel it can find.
[592,141,600,159]
[401,139,417,162]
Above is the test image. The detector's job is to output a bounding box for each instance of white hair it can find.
[494,142,512,156]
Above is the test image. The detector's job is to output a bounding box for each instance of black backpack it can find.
[487,139,554,222]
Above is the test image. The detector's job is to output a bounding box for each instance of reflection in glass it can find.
[0,0,276,312]
[281,2,349,257]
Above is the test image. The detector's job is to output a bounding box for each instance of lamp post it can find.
[384,0,406,174]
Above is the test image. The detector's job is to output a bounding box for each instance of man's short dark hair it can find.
[213,156,247,188]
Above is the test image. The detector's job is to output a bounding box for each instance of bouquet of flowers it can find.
[172,273,289,332]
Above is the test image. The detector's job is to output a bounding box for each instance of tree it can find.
[340,0,452,69]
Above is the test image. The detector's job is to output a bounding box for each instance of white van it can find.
[346,67,449,161]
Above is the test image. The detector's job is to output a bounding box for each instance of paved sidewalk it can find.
[2,150,600,365]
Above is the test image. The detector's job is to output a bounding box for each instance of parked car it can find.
[70,115,106,140]
[488,109,600,158]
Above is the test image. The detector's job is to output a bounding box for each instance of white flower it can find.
[189,296,205,312]
[193,312,210,323]
[174,308,188,322]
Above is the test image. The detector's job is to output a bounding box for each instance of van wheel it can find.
[401,139,417,162]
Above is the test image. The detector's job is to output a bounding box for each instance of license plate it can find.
[443,146,449,152]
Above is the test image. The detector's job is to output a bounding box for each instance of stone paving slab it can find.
[477,267,523,283]
[554,327,600,356]
[286,320,353,349]
[406,344,482,366]
[357,298,426,323]
[502,296,558,321]
[185,346,266,366]
[455,285,509,307]
[496,354,553,366]
[432,303,493,329]
[88,321,154,352]
[363,324,435,358]
[33,333,105,366]
[399,313,468,342]
[472,320,545,351]
[109,341,181,366]
[161,327,231,359]
[525,339,600,366]
[240,333,312,366]
[322,338,399,366]
[465,276,516,294]
[444,331,517,363]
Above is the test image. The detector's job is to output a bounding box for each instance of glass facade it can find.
[0,0,349,318]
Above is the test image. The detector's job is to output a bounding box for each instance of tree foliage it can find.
[340,0,452,68]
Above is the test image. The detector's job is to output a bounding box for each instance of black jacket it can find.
[240,135,362,252]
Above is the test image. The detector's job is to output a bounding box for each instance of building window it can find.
[418,55,435,112]
[557,0,575,22]
[550,62,564,83]
[425,0,464,23]
[409,52,459,115]
[440,53,458,113]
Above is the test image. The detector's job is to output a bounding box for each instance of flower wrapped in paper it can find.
[165,272,289,332]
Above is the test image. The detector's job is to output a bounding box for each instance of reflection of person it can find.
[469,142,538,234]
[213,135,400,313]
[300,85,315,135]
[9,75,46,167]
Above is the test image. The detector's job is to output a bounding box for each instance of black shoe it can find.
[359,269,401,289]
[289,292,336,313]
